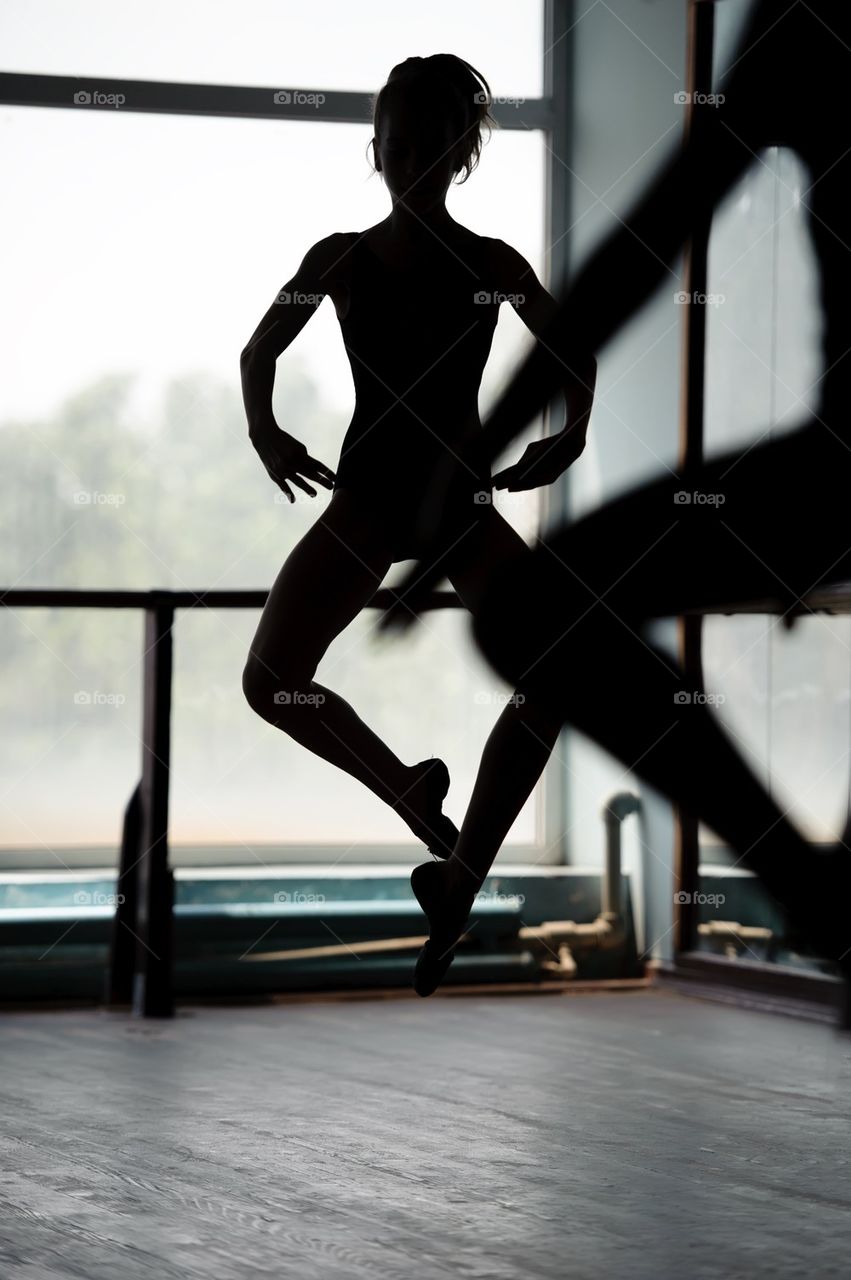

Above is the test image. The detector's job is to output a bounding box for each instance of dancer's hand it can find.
[492,427,586,491]
[250,421,336,501]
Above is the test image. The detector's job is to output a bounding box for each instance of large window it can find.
[0,5,555,868]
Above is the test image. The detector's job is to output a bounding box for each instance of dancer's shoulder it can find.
[480,237,558,334]
[284,233,357,299]
[297,231,355,274]
[483,236,536,286]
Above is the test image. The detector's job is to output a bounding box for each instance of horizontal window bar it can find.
[0,587,462,610]
[0,72,555,129]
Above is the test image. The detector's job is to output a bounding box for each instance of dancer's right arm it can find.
[240,235,342,500]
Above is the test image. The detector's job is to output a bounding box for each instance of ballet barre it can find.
[4,579,848,1017]
[678,582,851,618]
[0,586,464,1017]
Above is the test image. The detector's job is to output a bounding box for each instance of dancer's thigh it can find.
[442,504,532,616]
[245,488,395,688]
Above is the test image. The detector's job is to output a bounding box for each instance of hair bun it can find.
[369,53,496,185]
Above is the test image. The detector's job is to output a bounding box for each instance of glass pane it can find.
[0,0,543,97]
[769,617,851,844]
[0,609,141,867]
[700,613,851,838]
[704,148,820,455]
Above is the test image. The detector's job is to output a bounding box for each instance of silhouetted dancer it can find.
[380,0,851,996]
[240,56,586,886]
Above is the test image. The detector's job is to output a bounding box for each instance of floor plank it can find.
[1,988,850,1278]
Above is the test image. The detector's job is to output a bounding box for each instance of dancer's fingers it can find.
[286,472,318,497]
[304,456,337,486]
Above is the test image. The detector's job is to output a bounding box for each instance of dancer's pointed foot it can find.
[410,859,477,996]
[393,758,459,860]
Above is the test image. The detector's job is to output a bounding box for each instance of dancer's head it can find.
[368,54,496,211]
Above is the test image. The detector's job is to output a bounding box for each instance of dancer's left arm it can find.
[489,240,596,492]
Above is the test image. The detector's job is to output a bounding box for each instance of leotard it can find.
[333,229,502,561]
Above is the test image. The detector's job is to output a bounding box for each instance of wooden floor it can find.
[2,987,851,1279]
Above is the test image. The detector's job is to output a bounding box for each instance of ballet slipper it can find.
[395,758,459,860]
[410,859,476,996]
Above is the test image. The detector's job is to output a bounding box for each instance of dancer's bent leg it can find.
[242,489,453,843]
